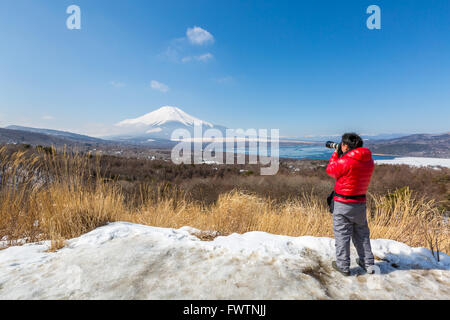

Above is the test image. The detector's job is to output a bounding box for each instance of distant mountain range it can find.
[0,126,109,148]
[290,133,410,142]
[365,133,450,158]
[5,126,105,143]
[1,106,449,158]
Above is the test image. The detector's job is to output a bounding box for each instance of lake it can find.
[236,145,396,161]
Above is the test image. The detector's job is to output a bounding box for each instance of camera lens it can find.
[326,141,335,149]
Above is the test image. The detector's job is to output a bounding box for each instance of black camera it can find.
[325,141,343,155]
[326,141,339,149]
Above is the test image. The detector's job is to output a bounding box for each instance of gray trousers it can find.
[333,201,374,272]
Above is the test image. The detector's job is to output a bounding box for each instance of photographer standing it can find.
[326,133,375,276]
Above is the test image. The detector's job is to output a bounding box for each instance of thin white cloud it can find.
[110,81,126,88]
[182,53,214,63]
[150,80,169,93]
[214,76,233,84]
[158,42,183,63]
[42,115,55,121]
[181,56,192,63]
[186,26,214,45]
[196,53,213,61]
[159,27,215,63]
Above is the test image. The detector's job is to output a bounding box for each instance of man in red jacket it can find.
[326,133,375,276]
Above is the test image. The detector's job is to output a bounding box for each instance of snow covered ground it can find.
[0,222,449,300]
[375,157,450,168]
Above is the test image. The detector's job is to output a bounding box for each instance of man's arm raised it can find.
[326,152,347,179]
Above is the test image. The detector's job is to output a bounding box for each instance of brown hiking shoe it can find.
[332,261,350,276]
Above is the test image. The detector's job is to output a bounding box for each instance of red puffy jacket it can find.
[326,147,374,203]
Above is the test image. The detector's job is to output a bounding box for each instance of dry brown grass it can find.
[0,148,448,255]
[368,187,448,256]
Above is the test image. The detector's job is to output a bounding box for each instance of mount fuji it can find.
[110,106,227,143]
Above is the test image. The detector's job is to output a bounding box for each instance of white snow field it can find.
[0,222,449,300]
[375,157,450,168]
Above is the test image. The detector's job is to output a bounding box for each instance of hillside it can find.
[0,222,448,299]
[0,128,84,147]
[0,127,109,148]
[367,133,450,158]
[5,125,104,143]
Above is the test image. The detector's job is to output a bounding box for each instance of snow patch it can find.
[0,222,448,299]
[375,157,450,168]
[146,127,163,134]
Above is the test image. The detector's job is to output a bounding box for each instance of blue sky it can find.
[0,0,449,137]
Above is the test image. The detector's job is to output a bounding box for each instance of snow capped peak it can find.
[117,106,213,128]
